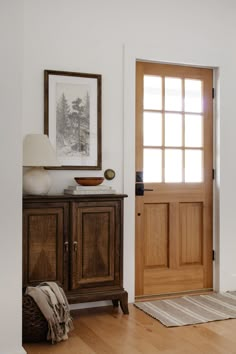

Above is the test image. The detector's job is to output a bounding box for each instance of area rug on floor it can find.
[134,292,236,327]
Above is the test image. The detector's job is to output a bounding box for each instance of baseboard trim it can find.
[3,348,26,354]
[19,349,27,354]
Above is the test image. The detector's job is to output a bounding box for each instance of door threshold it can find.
[135,288,214,302]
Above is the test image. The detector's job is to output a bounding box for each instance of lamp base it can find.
[23,167,51,195]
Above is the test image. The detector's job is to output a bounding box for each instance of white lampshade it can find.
[23,134,61,195]
[23,134,61,167]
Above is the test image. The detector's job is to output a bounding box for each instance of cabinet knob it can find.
[64,241,69,252]
[73,241,78,252]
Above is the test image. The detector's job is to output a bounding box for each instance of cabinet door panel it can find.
[71,202,120,290]
[81,209,114,281]
[23,204,68,287]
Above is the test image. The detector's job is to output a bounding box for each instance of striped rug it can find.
[134,292,236,327]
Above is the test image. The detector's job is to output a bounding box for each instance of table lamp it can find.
[23,134,61,195]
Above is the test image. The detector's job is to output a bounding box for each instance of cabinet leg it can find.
[112,299,119,307]
[120,291,129,314]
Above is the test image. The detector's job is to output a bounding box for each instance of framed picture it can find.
[44,70,102,170]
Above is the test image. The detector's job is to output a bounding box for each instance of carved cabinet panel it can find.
[23,202,68,288]
[70,201,120,290]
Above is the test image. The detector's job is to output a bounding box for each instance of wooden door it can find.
[135,61,213,297]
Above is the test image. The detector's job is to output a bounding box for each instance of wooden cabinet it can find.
[23,194,128,314]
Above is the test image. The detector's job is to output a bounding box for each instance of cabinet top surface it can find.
[23,193,128,201]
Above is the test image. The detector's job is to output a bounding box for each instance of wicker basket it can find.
[22,294,48,342]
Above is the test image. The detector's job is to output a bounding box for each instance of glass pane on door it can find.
[165,113,182,147]
[143,112,162,146]
[185,79,202,113]
[185,114,203,147]
[165,149,182,182]
[144,75,162,110]
[144,148,162,182]
[185,149,203,182]
[165,78,182,112]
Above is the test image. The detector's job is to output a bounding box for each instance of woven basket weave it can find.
[22,294,48,342]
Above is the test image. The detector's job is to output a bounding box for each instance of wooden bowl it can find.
[74,177,104,186]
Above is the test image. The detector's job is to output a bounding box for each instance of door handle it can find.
[135,183,154,196]
[135,171,153,195]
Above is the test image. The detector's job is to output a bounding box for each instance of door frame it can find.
[123,45,219,303]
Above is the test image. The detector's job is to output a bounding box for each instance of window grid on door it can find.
[143,75,204,183]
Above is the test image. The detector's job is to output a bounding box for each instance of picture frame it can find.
[44,70,102,170]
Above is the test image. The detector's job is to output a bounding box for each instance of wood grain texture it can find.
[23,195,128,314]
[179,202,203,265]
[23,204,67,287]
[74,205,115,285]
[144,203,169,267]
[71,201,119,291]
[23,304,236,354]
[144,267,203,295]
[135,61,213,297]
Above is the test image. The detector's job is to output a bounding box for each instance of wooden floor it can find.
[23,304,236,354]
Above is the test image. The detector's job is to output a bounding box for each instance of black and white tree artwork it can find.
[56,83,90,158]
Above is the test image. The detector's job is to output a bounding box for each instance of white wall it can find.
[0,1,25,354]
[22,0,236,308]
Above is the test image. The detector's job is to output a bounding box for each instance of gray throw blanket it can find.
[25,282,74,344]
